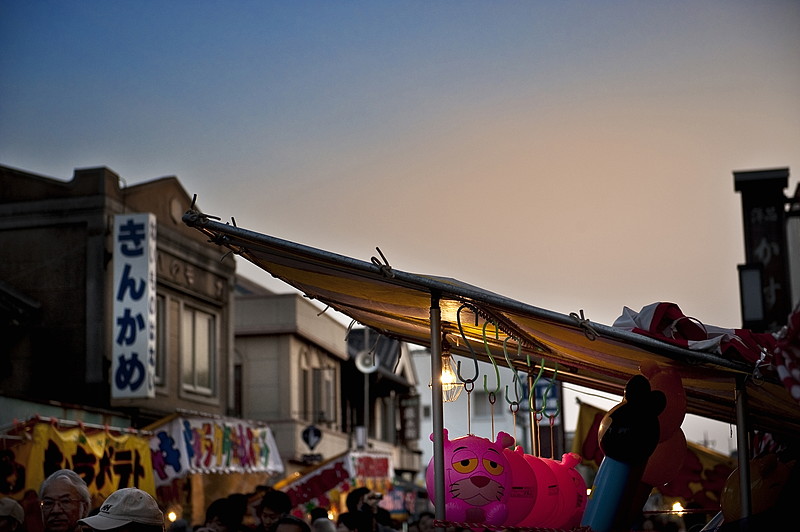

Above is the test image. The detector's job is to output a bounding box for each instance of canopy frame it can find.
[180,207,799,522]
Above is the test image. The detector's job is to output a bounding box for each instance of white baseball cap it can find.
[79,488,163,530]
[0,498,24,524]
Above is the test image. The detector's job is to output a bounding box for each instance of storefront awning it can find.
[183,209,798,440]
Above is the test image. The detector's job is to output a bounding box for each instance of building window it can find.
[299,348,338,428]
[313,367,337,425]
[473,390,503,419]
[181,304,216,395]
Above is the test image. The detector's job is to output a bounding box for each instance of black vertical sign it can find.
[734,168,791,332]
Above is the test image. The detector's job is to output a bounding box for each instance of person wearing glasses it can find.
[39,470,91,532]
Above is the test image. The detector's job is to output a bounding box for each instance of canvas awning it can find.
[183,209,798,439]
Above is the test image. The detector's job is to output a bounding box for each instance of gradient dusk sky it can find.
[2,1,799,453]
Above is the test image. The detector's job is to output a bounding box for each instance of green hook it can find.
[529,359,545,412]
[481,321,501,394]
[502,335,522,405]
[538,362,559,416]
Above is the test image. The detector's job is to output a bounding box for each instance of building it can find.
[234,276,423,520]
[0,163,423,524]
[0,164,238,420]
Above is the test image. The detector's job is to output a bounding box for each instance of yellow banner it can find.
[2,423,155,500]
[570,401,607,470]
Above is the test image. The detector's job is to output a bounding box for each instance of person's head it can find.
[310,518,335,532]
[256,490,291,531]
[78,488,163,532]
[307,509,327,524]
[0,497,24,532]
[202,498,235,532]
[336,513,371,532]
[416,512,433,532]
[267,516,309,532]
[345,489,378,515]
[39,469,91,532]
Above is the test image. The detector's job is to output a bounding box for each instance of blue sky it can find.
[2,1,799,452]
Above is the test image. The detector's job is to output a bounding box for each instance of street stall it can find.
[183,207,799,530]
[273,450,394,520]
[145,411,283,526]
[0,415,156,532]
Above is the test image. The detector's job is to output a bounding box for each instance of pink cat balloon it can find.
[426,429,515,526]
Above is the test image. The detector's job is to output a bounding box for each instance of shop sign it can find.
[282,451,393,509]
[0,423,155,499]
[149,416,283,487]
[112,213,157,399]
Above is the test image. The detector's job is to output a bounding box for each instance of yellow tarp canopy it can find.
[183,210,799,440]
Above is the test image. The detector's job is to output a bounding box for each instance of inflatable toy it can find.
[581,374,665,532]
[426,430,515,526]
[501,445,537,525]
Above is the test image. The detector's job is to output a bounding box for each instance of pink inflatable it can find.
[544,453,587,529]
[501,446,537,525]
[516,451,559,527]
[426,430,515,526]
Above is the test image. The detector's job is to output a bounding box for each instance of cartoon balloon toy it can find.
[426,429,515,526]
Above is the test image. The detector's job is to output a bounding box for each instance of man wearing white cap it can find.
[79,488,163,532]
[0,497,24,532]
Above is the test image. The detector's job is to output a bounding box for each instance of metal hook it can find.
[545,363,561,418]
[482,321,501,394]
[538,363,559,416]
[455,304,479,384]
[502,336,522,405]
[529,359,545,412]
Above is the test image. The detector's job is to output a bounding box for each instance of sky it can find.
[2,1,799,455]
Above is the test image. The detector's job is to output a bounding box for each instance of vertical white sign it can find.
[112,213,157,398]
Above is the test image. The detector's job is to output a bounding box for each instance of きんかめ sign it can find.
[112,213,157,398]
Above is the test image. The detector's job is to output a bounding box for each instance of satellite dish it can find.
[355,350,380,374]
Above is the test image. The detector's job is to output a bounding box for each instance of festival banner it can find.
[570,400,607,469]
[149,415,283,487]
[279,451,394,512]
[0,423,155,500]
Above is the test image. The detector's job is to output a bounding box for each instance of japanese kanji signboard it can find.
[0,423,155,500]
[112,213,157,398]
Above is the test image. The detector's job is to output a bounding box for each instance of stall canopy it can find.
[182,209,800,440]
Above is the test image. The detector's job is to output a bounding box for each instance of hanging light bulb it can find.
[440,353,463,402]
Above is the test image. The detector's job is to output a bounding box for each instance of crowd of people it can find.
[0,470,437,532]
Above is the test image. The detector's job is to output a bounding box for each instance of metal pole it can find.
[430,293,446,528]
[364,371,369,448]
[735,376,751,521]
[528,373,536,455]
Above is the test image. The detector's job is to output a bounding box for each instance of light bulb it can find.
[440,354,463,402]
[441,356,458,387]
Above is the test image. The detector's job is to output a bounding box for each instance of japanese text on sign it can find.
[112,213,157,398]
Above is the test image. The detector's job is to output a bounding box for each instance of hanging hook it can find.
[455,304,479,384]
[538,363,559,416]
[482,321,501,394]
[529,359,545,413]
[546,363,561,419]
[502,336,522,405]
